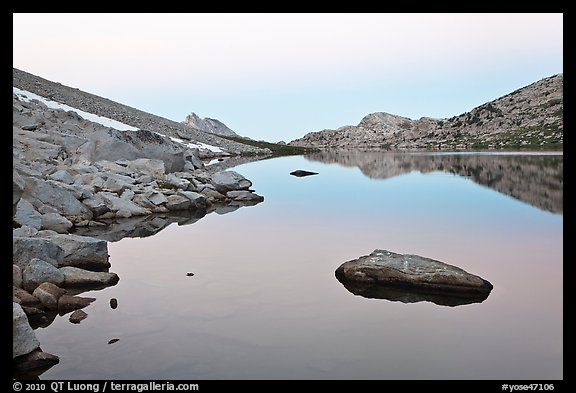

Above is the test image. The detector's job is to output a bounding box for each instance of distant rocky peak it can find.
[359,112,415,130]
[183,112,238,137]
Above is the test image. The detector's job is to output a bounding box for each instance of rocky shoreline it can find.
[13,77,265,377]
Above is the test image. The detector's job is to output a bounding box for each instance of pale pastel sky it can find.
[13,13,563,142]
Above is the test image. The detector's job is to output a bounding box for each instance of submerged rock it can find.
[335,249,493,306]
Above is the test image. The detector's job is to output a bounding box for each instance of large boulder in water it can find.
[335,249,493,306]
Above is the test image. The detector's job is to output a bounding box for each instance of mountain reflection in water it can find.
[305,150,563,214]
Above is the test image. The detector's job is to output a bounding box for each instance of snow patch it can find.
[168,136,226,154]
[13,87,139,131]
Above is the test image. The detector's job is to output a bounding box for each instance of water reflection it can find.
[305,150,563,214]
[72,200,262,242]
[335,275,491,307]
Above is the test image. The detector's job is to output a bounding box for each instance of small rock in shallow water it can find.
[108,338,120,345]
[290,170,318,177]
[69,309,88,324]
[110,298,118,309]
[186,272,194,277]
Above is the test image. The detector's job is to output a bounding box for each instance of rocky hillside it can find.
[183,112,238,137]
[291,74,563,150]
[13,68,268,156]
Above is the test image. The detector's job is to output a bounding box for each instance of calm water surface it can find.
[35,151,563,379]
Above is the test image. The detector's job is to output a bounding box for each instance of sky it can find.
[13,13,563,142]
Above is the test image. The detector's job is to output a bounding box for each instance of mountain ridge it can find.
[290,74,563,150]
[182,112,238,137]
[12,68,268,155]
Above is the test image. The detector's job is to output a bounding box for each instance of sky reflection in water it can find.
[35,152,562,380]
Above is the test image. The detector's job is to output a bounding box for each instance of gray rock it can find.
[22,123,40,131]
[132,194,157,209]
[22,258,65,292]
[135,174,155,184]
[41,212,73,233]
[147,191,168,206]
[13,302,40,358]
[102,173,136,193]
[185,151,205,170]
[226,190,264,202]
[80,128,187,173]
[69,309,88,324]
[98,191,151,218]
[13,225,39,237]
[13,236,65,269]
[94,160,133,175]
[48,180,95,200]
[335,249,493,299]
[22,177,93,223]
[14,198,43,229]
[82,195,111,217]
[200,187,226,202]
[13,265,22,288]
[165,194,191,211]
[48,169,75,185]
[58,294,96,314]
[42,233,110,271]
[34,229,59,237]
[120,189,135,200]
[13,169,26,216]
[59,266,119,288]
[177,190,208,209]
[164,173,190,189]
[126,158,166,179]
[76,172,106,188]
[211,170,252,193]
[32,282,67,310]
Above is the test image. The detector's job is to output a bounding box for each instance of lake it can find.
[34,151,563,380]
